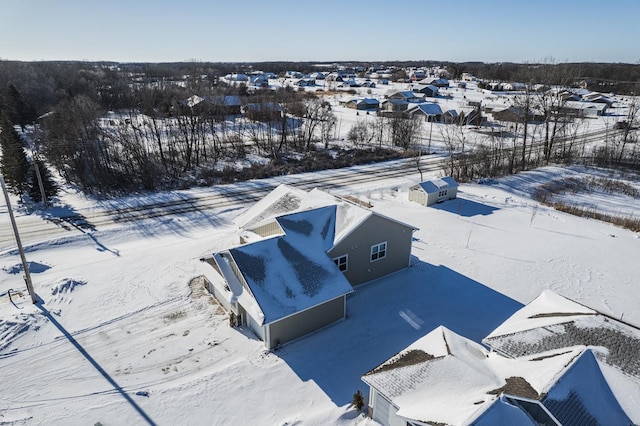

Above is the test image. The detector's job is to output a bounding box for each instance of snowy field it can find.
[1,163,639,425]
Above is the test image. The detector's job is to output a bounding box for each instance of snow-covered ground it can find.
[1,163,639,425]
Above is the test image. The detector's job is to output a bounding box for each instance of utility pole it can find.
[33,157,48,209]
[31,124,48,209]
[0,174,37,304]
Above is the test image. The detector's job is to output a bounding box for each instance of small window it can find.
[370,242,387,262]
[333,254,348,272]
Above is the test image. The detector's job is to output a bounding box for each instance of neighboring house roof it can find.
[243,102,283,113]
[561,101,608,113]
[582,92,614,105]
[226,206,353,325]
[418,77,450,87]
[412,84,439,94]
[471,395,560,426]
[386,90,423,101]
[484,290,640,422]
[359,98,380,106]
[414,176,458,194]
[408,102,443,117]
[362,326,619,426]
[203,95,242,107]
[484,290,640,381]
[381,98,409,107]
[342,98,380,108]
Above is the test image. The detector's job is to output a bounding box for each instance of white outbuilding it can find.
[409,176,458,206]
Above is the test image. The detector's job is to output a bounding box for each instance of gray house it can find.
[205,185,418,348]
[407,102,443,122]
[208,206,353,350]
[409,176,458,206]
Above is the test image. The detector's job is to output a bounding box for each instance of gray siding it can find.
[329,214,414,286]
[267,296,345,349]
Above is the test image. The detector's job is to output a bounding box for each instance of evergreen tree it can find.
[0,115,30,195]
[352,390,364,412]
[4,84,36,131]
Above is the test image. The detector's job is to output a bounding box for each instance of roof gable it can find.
[543,350,633,426]
[410,102,443,116]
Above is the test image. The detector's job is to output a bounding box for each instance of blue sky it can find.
[1,0,638,63]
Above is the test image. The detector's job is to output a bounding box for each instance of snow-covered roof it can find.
[414,176,458,193]
[234,184,376,245]
[484,290,640,378]
[408,102,443,117]
[359,98,380,105]
[233,184,308,229]
[228,206,353,325]
[362,326,609,425]
[418,77,449,86]
[412,84,439,93]
[562,100,608,112]
[483,290,640,420]
[203,95,242,106]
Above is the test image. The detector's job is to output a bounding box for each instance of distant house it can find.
[582,92,615,107]
[295,78,316,87]
[409,176,458,206]
[502,82,526,91]
[558,101,608,117]
[285,70,303,79]
[204,185,418,348]
[249,75,269,88]
[362,325,633,426]
[492,106,544,123]
[203,95,242,116]
[418,77,450,87]
[380,98,409,112]
[409,70,426,82]
[224,73,249,82]
[343,98,380,111]
[412,84,439,97]
[443,109,459,124]
[243,102,283,122]
[407,102,443,122]
[387,90,424,103]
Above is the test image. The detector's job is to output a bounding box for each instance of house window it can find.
[333,255,348,272]
[370,242,387,262]
[438,189,448,197]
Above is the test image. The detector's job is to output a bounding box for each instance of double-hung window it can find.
[333,254,348,272]
[370,242,387,262]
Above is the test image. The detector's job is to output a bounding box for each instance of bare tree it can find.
[389,112,422,150]
[347,119,374,146]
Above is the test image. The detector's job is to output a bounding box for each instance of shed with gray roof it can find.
[409,176,458,206]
